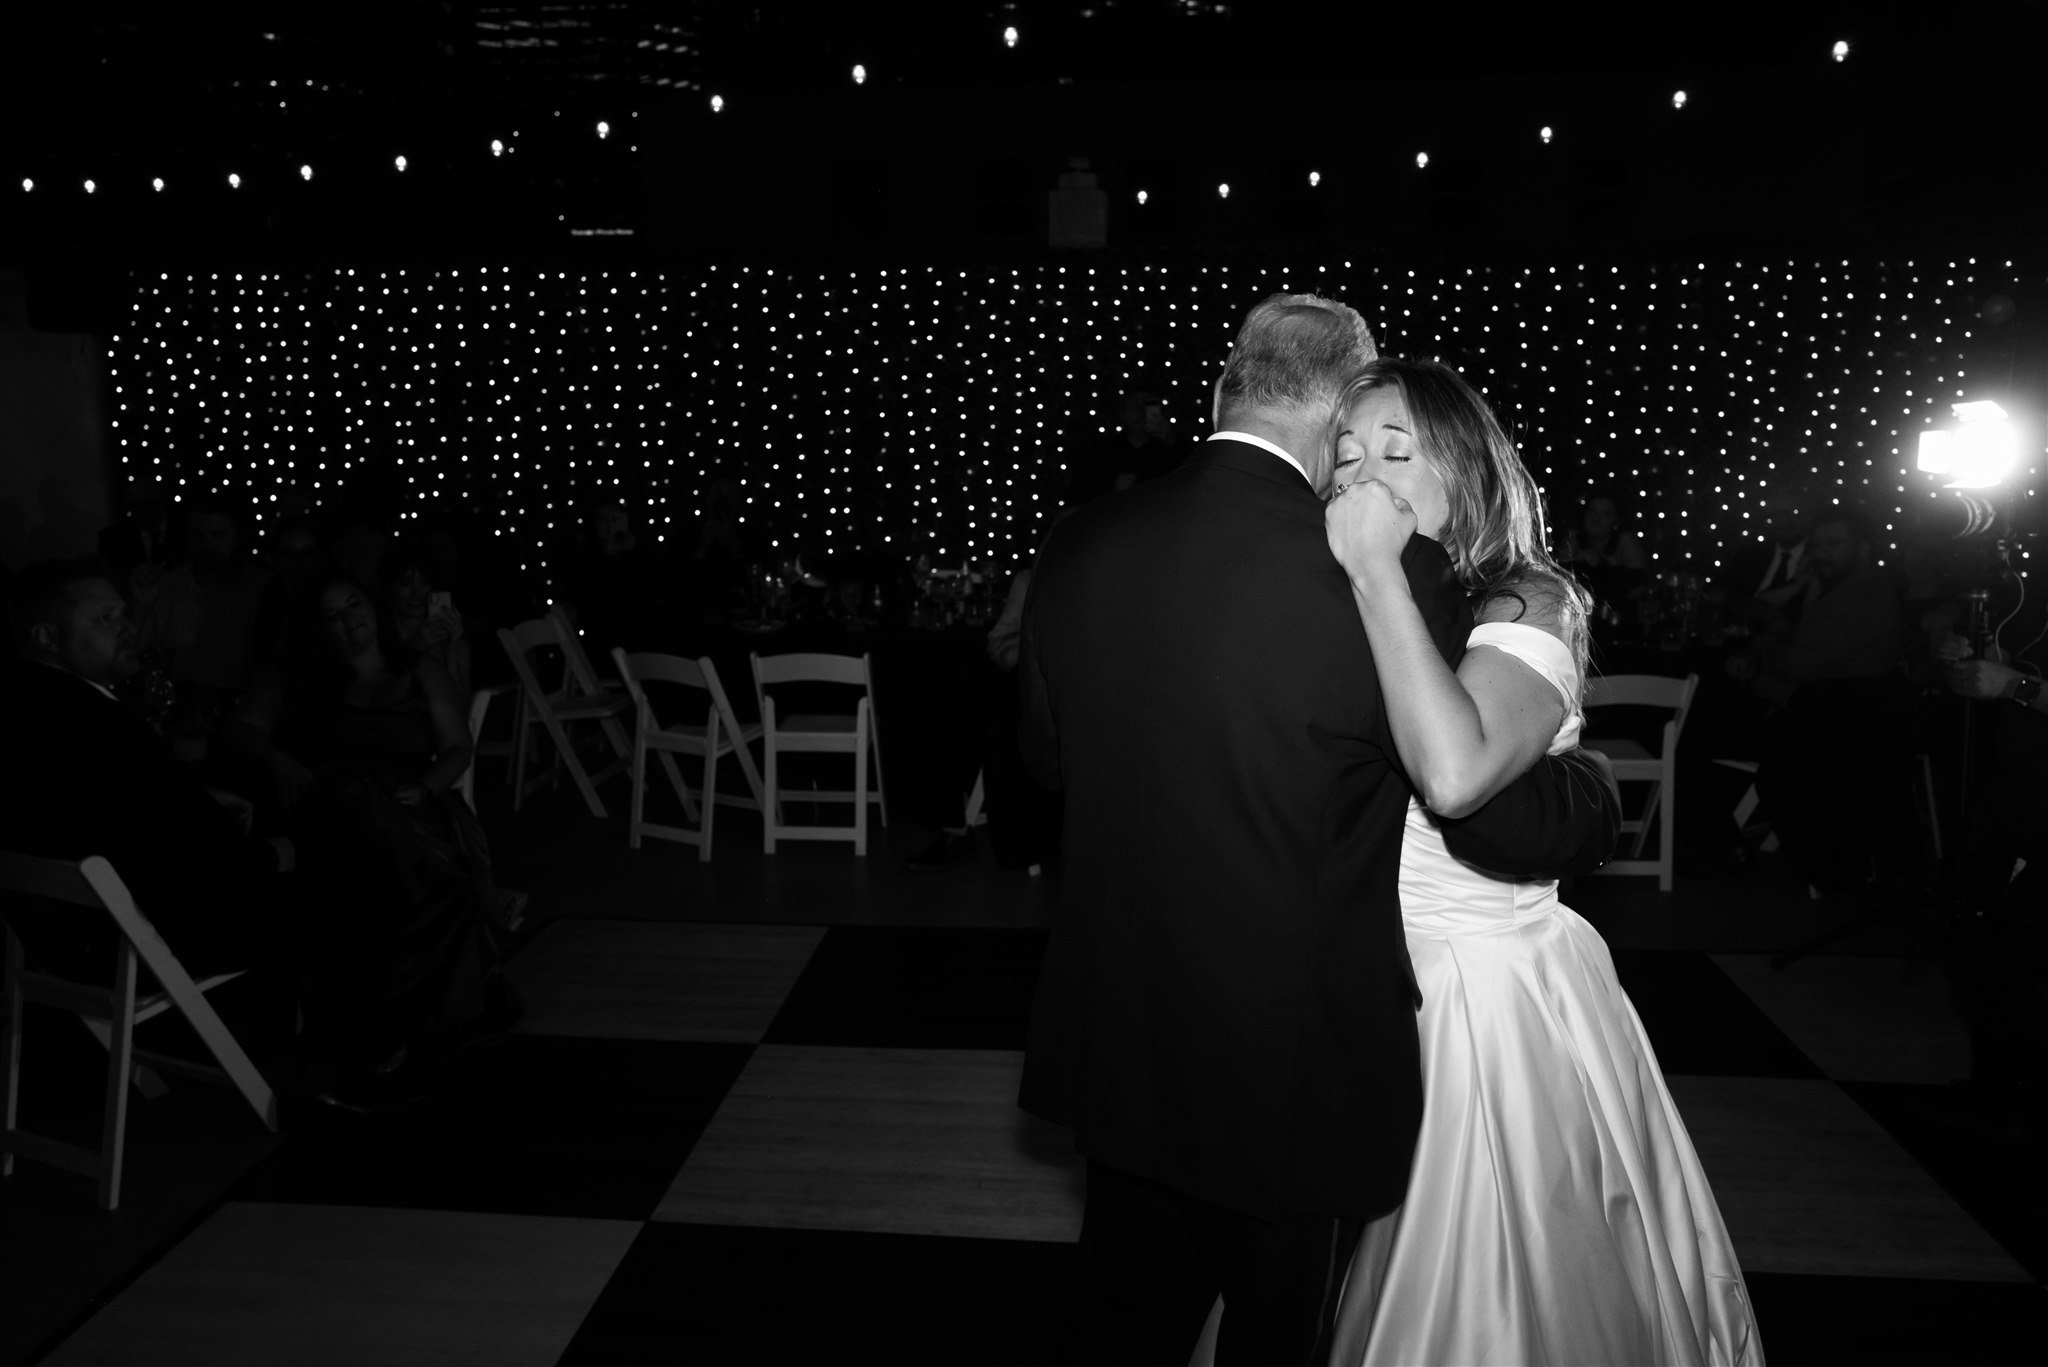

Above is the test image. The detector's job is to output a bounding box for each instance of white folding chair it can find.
[1,853,279,1210]
[751,651,889,856]
[496,607,633,818]
[457,684,514,812]
[612,649,767,860]
[1583,673,1699,892]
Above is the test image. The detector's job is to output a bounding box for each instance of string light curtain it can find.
[109,254,2034,591]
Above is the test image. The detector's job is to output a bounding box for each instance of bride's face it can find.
[1333,385,1449,540]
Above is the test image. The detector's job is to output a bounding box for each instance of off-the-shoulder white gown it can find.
[1195,622,1765,1366]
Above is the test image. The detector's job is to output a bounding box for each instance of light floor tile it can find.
[509,919,825,1042]
[654,1044,1085,1242]
[1665,1075,2030,1282]
[43,1203,642,1367]
[1712,953,1971,1085]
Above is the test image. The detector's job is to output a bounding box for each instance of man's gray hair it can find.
[1216,293,1377,427]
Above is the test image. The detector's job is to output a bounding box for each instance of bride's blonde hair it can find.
[1329,357,1591,699]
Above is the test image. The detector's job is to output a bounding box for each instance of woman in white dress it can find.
[1320,357,1762,1365]
[1196,356,1763,1366]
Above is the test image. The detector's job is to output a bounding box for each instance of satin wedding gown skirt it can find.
[1194,623,1764,1365]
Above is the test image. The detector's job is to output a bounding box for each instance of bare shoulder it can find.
[1474,579,1571,643]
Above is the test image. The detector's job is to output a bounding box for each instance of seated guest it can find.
[225,570,524,937]
[565,500,668,655]
[134,493,274,733]
[1,558,501,1107]
[1742,505,1915,901]
[382,545,472,696]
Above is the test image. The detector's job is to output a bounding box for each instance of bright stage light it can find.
[1918,399,2021,489]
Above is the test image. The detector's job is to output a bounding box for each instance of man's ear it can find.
[27,620,61,657]
[1211,374,1224,429]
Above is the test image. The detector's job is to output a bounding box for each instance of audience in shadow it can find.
[132,494,273,744]
[565,500,668,656]
[3,558,510,1112]
[1730,504,1915,904]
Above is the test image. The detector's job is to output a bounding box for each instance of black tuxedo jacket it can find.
[1017,440,1617,1221]
[0,660,282,974]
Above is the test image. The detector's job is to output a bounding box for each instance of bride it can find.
[1199,357,1764,1365]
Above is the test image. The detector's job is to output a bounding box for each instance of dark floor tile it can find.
[226,1037,752,1221]
[1609,948,1824,1078]
[1839,1080,2048,1282]
[762,926,1048,1049]
[0,1082,277,1367]
[1744,1271,2048,1365]
[558,1222,1072,1366]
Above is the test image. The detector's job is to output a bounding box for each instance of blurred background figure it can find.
[1739,504,1914,905]
[135,492,273,742]
[683,473,766,623]
[1063,384,1182,507]
[1717,478,1814,622]
[96,477,172,606]
[566,500,669,657]
[1562,488,1651,573]
[1560,486,1650,628]
[383,542,472,696]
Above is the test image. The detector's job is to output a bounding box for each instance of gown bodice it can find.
[1398,621,1584,936]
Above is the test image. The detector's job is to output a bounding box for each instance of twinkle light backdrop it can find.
[109,253,2040,591]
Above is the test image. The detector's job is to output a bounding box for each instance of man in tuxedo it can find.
[1017,295,1618,1363]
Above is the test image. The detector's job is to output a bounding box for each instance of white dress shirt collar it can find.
[1209,431,1314,489]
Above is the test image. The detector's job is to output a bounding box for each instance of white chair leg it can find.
[1660,764,1676,892]
[699,747,718,862]
[658,749,699,824]
[2,931,24,1180]
[511,694,532,812]
[628,729,647,850]
[853,713,870,858]
[763,739,779,853]
[548,714,611,819]
[98,945,139,1210]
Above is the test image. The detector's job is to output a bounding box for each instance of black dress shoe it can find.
[906,831,977,871]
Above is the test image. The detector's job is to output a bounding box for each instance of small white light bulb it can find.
[395,154,408,172]
[710,94,724,113]
[1308,170,1321,187]
[852,63,867,84]
[1003,25,1018,48]
[152,177,164,191]
[20,178,31,192]
[1833,39,1849,62]
[1416,151,1429,169]
[1540,125,1554,144]
[1672,90,1688,109]
[1218,182,1230,199]
[490,139,504,156]
[1136,189,1148,205]
[299,164,313,181]
[597,120,610,139]
[84,179,96,194]
[228,172,241,189]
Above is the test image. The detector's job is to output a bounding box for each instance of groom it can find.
[1018,294,1618,1364]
